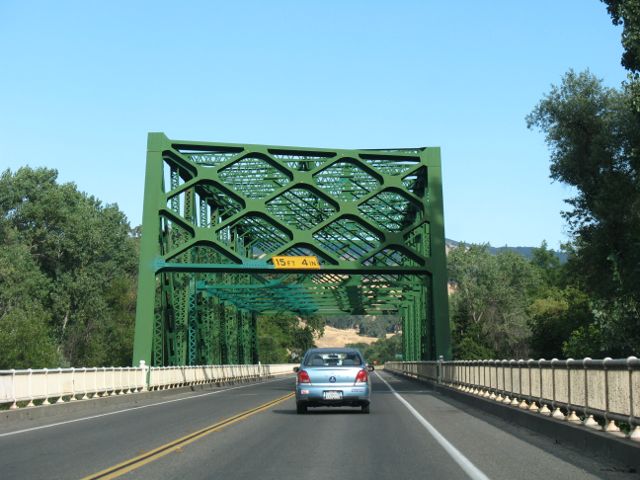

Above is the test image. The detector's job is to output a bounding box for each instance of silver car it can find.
[294,348,374,414]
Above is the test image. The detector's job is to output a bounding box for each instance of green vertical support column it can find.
[218,303,228,364]
[188,279,198,365]
[400,304,408,360]
[133,134,165,366]
[236,310,245,364]
[424,148,451,360]
[225,305,238,364]
[240,310,254,364]
[419,285,429,359]
[405,301,415,360]
[152,279,164,366]
[250,312,258,363]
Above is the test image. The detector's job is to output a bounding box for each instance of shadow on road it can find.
[271,408,365,415]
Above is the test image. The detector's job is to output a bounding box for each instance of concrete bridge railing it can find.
[385,357,640,442]
[0,363,296,410]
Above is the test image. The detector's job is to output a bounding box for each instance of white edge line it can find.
[375,371,491,480]
[0,376,293,438]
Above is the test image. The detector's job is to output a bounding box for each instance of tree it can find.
[530,241,563,287]
[602,0,640,73]
[0,167,138,367]
[448,245,542,359]
[527,70,640,357]
[602,0,640,111]
[0,228,60,368]
[347,335,402,364]
[257,312,323,363]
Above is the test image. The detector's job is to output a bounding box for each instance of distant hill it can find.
[445,239,567,263]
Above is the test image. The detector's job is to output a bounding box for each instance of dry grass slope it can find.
[314,326,381,348]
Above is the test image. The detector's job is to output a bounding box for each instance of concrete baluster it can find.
[602,357,624,437]
[69,368,78,401]
[495,361,504,402]
[81,367,90,400]
[510,361,520,406]
[110,367,117,395]
[518,360,528,409]
[527,362,538,412]
[139,360,148,392]
[481,360,489,397]
[581,358,598,428]
[9,369,18,410]
[119,367,126,394]
[565,359,580,423]
[583,415,600,428]
[56,368,65,403]
[566,411,581,423]
[538,360,551,416]
[42,368,50,405]
[471,360,479,394]
[26,369,35,407]
[627,356,638,441]
[604,419,623,436]
[550,359,565,420]
[101,367,107,396]
[127,366,133,393]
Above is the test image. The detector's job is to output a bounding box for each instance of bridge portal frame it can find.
[133,133,450,366]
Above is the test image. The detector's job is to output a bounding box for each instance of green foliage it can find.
[528,287,593,359]
[0,230,60,368]
[563,295,640,358]
[527,68,640,358]
[347,335,402,364]
[257,313,323,363]
[0,167,138,368]
[448,244,541,359]
[602,0,640,73]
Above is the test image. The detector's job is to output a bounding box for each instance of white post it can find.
[139,360,148,392]
[81,367,89,400]
[69,368,77,401]
[42,368,50,405]
[26,369,35,407]
[56,368,65,403]
[9,369,18,410]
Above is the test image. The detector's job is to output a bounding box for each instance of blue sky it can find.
[0,1,627,249]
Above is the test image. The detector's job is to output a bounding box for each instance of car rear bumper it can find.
[295,384,370,406]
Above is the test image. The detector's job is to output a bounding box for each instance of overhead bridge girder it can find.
[134,133,450,366]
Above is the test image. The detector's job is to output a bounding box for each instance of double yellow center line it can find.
[82,392,294,480]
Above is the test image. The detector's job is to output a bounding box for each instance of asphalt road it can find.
[0,371,637,480]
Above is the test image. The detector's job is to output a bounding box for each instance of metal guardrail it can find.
[385,357,640,442]
[0,362,296,409]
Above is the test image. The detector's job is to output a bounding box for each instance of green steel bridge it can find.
[133,133,450,366]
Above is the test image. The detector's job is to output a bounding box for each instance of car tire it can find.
[361,404,370,414]
[296,402,307,414]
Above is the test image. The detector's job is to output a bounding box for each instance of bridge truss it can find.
[133,133,450,366]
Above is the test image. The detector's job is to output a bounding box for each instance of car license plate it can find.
[323,391,342,400]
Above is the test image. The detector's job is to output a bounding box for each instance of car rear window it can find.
[304,351,363,367]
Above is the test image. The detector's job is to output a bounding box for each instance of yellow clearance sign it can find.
[272,256,321,269]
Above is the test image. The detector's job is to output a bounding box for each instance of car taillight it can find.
[355,369,368,383]
[297,370,311,383]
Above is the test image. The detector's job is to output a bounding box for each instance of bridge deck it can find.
[0,372,632,479]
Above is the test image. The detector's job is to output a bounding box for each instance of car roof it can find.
[304,348,362,354]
